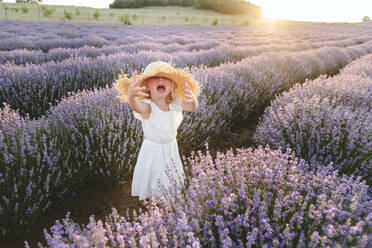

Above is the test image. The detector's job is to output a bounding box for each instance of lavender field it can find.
[0,20,371,247]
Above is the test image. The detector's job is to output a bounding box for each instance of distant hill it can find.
[109,0,262,17]
[0,2,343,26]
[0,3,260,25]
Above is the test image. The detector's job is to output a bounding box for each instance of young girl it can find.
[114,61,201,211]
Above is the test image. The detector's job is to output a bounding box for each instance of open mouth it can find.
[157,85,166,92]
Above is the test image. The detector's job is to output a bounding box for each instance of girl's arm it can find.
[128,72,151,119]
[182,82,198,112]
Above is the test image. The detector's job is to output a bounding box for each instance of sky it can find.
[2,0,370,23]
[248,0,370,23]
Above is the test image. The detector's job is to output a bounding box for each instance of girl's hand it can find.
[128,71,149,99]
[182,82,198,112]
[184,82,194,102]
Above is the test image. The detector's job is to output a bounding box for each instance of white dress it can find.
[131,97,186,201]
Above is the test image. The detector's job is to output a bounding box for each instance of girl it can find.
[114,61,201,212]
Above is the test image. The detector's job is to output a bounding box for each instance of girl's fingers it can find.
[185,93,193,102]
[186,89,192,95]
[137,88,146,94]
[138,92,149,97]
[136,77,143,86]
[133,72,143,85]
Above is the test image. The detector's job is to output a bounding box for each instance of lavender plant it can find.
[254,54,372,189]
[0,79,234,236]
[341,52,372,79]
[1,20,372,241]
[197,40,372,124]
[1,20,371,53]
[2,39,372,121]
[255,95,371,186]
[2,35,370,66]
[3,43,372,236]
[35,146,372,247]
[0,86,143,236]
[0,103,63,236]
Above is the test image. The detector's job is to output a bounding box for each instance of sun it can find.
[260,6,280,24]
[259,2,288,20]
[252,0,311,22]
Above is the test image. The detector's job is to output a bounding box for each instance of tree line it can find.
[109,0,262,16]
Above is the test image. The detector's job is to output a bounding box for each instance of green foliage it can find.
[184,16,189,22]
[64,10,73,20]
[93,10,100,20]
[42,6,56,18]
[109,0,197,8]
[241,19,250,26]
[132,13,137,20]
[197,0,261,16]
[162,15,166,20]
[74,8,80,16]
[8,7,19,12]
[107,0,261,18]
[212,17,218,25]
[119,14,132,24]
[109,12,115,18]
[21,6,28,14]
[16,0,42,3]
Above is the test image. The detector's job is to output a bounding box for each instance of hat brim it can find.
[114,66,201,103]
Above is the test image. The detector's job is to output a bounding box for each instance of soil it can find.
[0,116,259,248]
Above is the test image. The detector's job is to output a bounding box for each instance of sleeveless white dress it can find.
[131,97,186,201]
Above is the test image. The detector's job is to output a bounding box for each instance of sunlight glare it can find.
[249,0,372,23]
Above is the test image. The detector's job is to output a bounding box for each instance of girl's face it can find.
[144,76,173,99]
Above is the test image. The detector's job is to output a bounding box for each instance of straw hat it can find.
[114,61,201,103]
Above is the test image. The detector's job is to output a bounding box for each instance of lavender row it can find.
[1,33,370,66]
[0,22,207,51]
[254,53,372,189]
[0,86,142,236]
[3,39,372,121]
[0,40,221,66]
[35,146,371,247]
[0,47,256,119]
[3,39,372,236]
[193,39,372,125]
[0,76,233,236]
[340,51,372,79]
[2,31,372,237]
[1,20,371,52]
